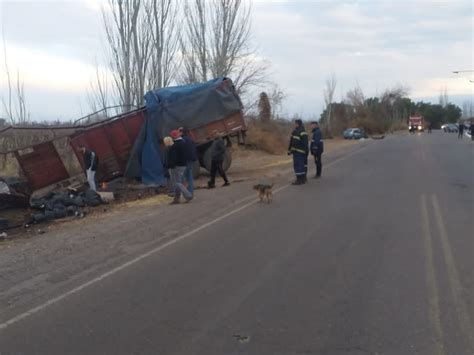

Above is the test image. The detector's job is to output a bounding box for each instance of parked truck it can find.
[408,116,424,133]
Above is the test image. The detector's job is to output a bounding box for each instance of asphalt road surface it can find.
[1,132,473,355]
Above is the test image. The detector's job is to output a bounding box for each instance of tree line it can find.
[318,85,463,136]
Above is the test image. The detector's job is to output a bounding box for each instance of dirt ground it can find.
[0,138,358,241]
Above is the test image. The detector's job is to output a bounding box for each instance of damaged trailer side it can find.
[0,77,246,195]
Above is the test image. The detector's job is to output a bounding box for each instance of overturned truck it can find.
[0,78,246,194]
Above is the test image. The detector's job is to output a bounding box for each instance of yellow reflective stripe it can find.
[292,135,301,140]
[291,148,306,154]
[300,132,308,136]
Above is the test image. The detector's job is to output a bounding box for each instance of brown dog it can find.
[253,183,274,203]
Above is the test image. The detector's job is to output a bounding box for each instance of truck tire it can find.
[202,148,232,172]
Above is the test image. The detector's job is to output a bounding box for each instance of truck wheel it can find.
[202,148,232,172]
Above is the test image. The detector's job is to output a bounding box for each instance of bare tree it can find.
[438,85,449,108]
[181,0,268,96]
[181,0,208,83]
[323,73,337,136]
[258,92,271,123]
[462,100,473,118]
[1,36,29,124]
[268,84,286,119]
[145,0,180,89]
[97,0,180,112]
[87,61,111,113]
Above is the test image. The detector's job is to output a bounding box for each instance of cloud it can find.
[0,0,472,120]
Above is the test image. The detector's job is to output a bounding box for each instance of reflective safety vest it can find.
[288,127,308,155]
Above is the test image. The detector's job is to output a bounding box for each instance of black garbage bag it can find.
[53,205,67,219]
[83,189,102,207]
[66,205,78,216]
[30,197,47,210]
[32,210,55,223]
[0,217,8,231]
[72,196,85,207]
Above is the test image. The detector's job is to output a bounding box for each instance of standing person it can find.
[168,130,193,204]
[207,134,230,188]
[162,136,174,196]
[310,121,324,179]
[179,127,197,196]
[79,146,98,191]
[458,122,464,139]
[288,119,309,185]
[428,122,432,133]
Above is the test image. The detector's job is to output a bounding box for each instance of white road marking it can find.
[0,145,368,331]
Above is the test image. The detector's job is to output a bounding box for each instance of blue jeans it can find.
[184,161,195,195]
[170,167,192,200]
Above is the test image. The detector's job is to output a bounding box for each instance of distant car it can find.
[343,128,366,139]
[442,124,458,133]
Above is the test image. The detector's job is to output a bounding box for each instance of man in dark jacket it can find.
[458,122,464,139]
[288,119,309,185]
[168,130,193,204]
[79,146,98,191]
[310,121,323,178]
[208,134,230,188]
[179,127,198,196]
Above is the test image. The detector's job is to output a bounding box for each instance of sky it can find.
[0,0,473,122]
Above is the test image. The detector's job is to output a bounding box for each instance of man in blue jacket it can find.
[310,121,324,178]
[288,119,309,185]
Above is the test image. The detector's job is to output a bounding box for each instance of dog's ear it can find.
[253,184,259,190]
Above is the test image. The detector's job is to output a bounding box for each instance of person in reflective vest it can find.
[310,121,324,178]
[288,119,309,185]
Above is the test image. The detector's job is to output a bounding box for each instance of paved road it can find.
[1,132,473,355]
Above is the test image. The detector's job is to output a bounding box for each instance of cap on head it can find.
[180,127,190,135]
[170,130,181,139]
[295,119,303,127]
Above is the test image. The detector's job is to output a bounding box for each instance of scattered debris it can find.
[233,334,251,344]
[27,189,103,225]
[98,191,115,203]
[0,178,31,210]
[0,232,9,241]
[0,217,8,231]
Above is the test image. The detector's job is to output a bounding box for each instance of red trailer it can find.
[2,105,246,192]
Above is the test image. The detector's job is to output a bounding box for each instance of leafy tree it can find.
[445,104,462,123]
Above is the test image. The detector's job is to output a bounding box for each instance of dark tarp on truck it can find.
[125,77,243,185]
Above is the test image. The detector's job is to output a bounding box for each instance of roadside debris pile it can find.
[0,177,31,210]
[27,189,104,224]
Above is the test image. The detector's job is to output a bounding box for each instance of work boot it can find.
[223,181,230,187]
[170,196,180,205]
[207,181,216,189]
[292,176,304,185]
[313,174,321,179]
